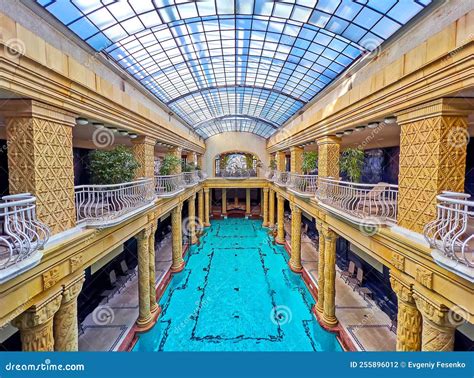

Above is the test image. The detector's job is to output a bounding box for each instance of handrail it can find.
[183,171,199,186]
[288,173,318,195]
[197,170,208,181]
[316,177,398,223]
[274,171,290,186]
[75,178,155,226]
[218,169,255,178]
[0,193,50,270]
[424,192,473,268]
[155,173,185,197]
[265,169,275,181]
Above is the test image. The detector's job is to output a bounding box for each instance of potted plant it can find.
[159,153,181,175]
[88,145,139,185]
[302,151,318,175]
[269,159,277,170]
[340,148,365,182]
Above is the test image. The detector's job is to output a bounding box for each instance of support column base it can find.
[289,260,303,273]
[150,302,159,314]
[262,222,269,228]
[322,314,339,329]
[135,306,161,333]
[170,261,186,273]
[191,237,198,245]
[135,314,153,330]
[204,222,211,227]
[275,237,285,245]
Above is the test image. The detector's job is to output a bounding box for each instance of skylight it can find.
[37,0,431,138]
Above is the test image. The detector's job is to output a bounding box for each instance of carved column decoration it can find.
[276,194,285,244]
[132,136,156,179]
[54,275,85,351]
[275,151,286,172]
[198,189,204,226]
[135,226,152,327]
[289,203,303,273]
[204,188,211,226]
[262,188,269,227]
[170,147,183,174]
[389,272,422,351]
[171,203,185,272]
[222,188,227,215]
[12,293,62,351]
[315,221,326,315]
[246,188,251,215]
[317,136,340,178]
[322,226,338,327]
[290,146,303,174]
[188,194,197,244]
[3,99,76,234]
[269,189,275,228]
[149,216,159,313]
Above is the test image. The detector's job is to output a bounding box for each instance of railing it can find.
[274,171,290,186]
[316,178,398,223]
[265,170,275,181]
[155,174,185,197]
[218,169,254,179]
[183,171,199,186]
[288,174,318,197]
[424,192,473,268]
[75,179,155,227]
[0,194,50,270]
[197,170,208,181]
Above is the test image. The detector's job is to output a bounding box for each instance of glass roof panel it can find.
[37,0,431,138]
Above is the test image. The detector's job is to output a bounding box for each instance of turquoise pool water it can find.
[133,218,342,351]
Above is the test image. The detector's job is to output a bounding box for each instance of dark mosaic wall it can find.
[465,139,474,197]
[0,140,8,196]
[361,146,400,185]
[73,147,92,186]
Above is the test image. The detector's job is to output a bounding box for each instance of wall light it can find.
[384,116,397,124]
[344,129,354,135]
[129,133,138,139]
[76,117,88,125]
[368,122,379,129]
[92,122,104,129]
[355,125,366,132]
[335,132,344,138]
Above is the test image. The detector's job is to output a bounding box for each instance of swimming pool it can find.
[133,218,342,351]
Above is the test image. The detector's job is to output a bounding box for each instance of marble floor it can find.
[78,236,173,351]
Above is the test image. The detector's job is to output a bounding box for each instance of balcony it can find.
[197,170,208,182]
[274,171,290,187]
[183,171,199,187]
[0,194,50,283]
[218,169,255,180]
[287,174,318,198]
[424,192,473,282]
[75,179,156,228]
[264,170,275,181]
[155,174,185,198]
[316,178,398,227]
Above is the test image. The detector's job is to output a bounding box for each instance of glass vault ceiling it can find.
[37,0,432,138]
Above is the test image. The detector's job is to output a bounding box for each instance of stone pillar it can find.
[132,136,156,179]
[322,226,338,327]
[275,151,286,172]
[12,293,62,351]
[3,99,76,234]
[317,136,340,178]
[135,226,152,328]
[268,189,275,228]
[262,188,269,227]
[222,188,227,215]
[171,203,185,272]
[246,188,251,215]
[204,188,211,226]
[315,221,326,315]
[54,275,85,351]
[188,194,197,244]
[396,99,470,233]
[276,194,285,244]
[170,147,183,173]
[198,189,204,229]
[413,290,458,351]
[149,216,159,314]
[289,203,302,272]
[389,271,422,351]
[197,154,203,169]
[189,152,198,166]
[290,146,304,174]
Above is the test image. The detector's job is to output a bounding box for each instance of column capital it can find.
[396,98,472,125]
[12,293,62,329]
[131,135,156,146]
[412,288,454,328]
[188,193,197,201]
[136,225,152,241]
[203,188,210,193]
[289,202,301,214]
[61,274,85,304]
[321,225,337,242]
[263,187,269,193]
[389,270,415,305]
[317,135,340,146]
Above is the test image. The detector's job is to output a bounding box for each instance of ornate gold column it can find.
[317,136,340,178]
[396,99,470,233]
[222,188,227,215]
[315,221,326,315]
[198,189,204,226]
[413,289,458,351]
[269,189,275,228]
[322,226,338,327]
[262,188,269,227]
[135,226,152,328]
[275,151,286,172]
[3,99,76,234]
[171,203,185,272]
[149,215,159,314]
[289,203,302,272]
[170,147,183,173]
[188,194,198,244]
[276,194,285,244]
[290,146,303,174]
[197,154,203,169]
[12,293,62,351]
[246,188,251,215]
[389,271,422,351]
[132,136,156,179]
[204,188,211,226]
[53,275,85,351]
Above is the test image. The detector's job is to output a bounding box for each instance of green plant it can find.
[159,153,181,175]
[220,155,230,170]
[302,151,318,174]
[245,154,254,170]
[269,159,277,170]
[340,148,365,182]
[182,162,196,172]
[88,145,139,185]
